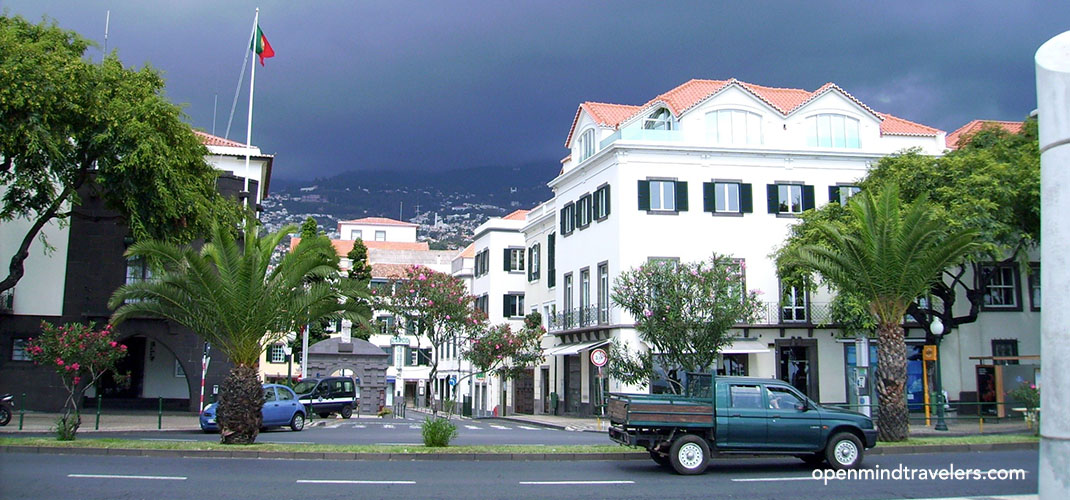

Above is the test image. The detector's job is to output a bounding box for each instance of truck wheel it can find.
[825,432,863,470]
[669,435,710,475]
[649,450,671,468]
[318,412,331,419]
[340,405,353,419]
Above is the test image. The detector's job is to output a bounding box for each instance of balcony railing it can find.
[599,128,683,149]
[748,301,833,326]
[547,304,613,332]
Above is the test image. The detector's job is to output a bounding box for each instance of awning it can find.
[720,340,771,354]
[546,339,610,357]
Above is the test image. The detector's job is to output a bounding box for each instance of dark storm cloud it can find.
[3,1,1066,180]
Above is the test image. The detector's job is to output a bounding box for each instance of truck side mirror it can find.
[795,402,808,412]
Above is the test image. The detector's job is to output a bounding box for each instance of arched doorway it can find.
[90,335,191,410]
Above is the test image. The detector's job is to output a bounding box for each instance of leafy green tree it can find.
[376,265,477,414]
[0,15,240,294]
[108,217,368,444]
[608,254,763,393]
[347,238,373,282]
[781,184,980,441]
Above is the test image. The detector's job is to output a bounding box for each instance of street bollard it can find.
[979,417,984,433]
[18,392,25,430]
[95,394,102,430]
[157,397,162,430]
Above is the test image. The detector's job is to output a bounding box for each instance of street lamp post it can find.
[931,316,948,431]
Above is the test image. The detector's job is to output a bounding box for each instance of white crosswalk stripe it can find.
[353,424,366,428]
[384,424,395,429]
[490,425,511,430]
[464,425,481,430]
[517,425,541,430]
[409,425,420,429]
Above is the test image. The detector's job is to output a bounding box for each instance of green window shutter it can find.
[503,294,513,318]
[574,202,581,228]
[405,346,412,366]
[548,234,556,288]
[828,185,840,205]
[703,182,715,212]
[560,208,567,234]
[675,181,688,211]
[767,184,779,213]
[604,185,611,217]
[741,184,753,213]
[802,185,816,211]
[503,248,511,272]
[638,180,650,211]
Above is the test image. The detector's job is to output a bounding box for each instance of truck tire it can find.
[649,450,672,468]
[669,435,710,475]
[340,405,353,419]
[825,432,863,470]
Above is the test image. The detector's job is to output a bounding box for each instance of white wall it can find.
[338,222,417,243]
[0,212,70,317]
[141,339,191,399]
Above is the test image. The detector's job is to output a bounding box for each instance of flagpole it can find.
[243,8,259,211]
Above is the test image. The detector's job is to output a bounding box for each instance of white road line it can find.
[490,425,511,430]
[517,425,540,430]
[353,424,366,428]
[297,480,415,485]
[409,425,420,429]
[731,477,817,482]
[519,480,634,485]
[69,474,186,481]
[384,424,395,429]
[464,425,481,430]
[139,438,197,442]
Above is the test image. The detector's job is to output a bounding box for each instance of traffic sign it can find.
[448,375,457,387]
[590,348,608,367]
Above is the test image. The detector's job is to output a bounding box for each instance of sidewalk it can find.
[0,410,200,433]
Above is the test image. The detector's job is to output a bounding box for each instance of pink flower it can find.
[120,344,127,351]
[418,274,427,281]
[70,363,80,371]
[110,341,118,347]
[445,315,451,320]
[73,376,81,385]
[55,358,64,366]
[643,309,653,318]
[409,289,416,294]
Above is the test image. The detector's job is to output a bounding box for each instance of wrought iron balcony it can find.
[748,301,832,326]
[547,304,613,332]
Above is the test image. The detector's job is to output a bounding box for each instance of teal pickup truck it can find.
[608,375,878,475]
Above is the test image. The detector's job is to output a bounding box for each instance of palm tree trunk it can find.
[876,322,909,441]
[218,365,263,444]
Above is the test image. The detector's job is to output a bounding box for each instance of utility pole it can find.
[1036,30,1070,499]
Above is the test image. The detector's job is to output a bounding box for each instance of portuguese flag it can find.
[251,25,275,66]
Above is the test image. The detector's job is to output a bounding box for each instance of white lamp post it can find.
[931,316,948,431]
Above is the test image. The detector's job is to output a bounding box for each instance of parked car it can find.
[608,374,877,475]
[292,376,359,419]
[199,384,306,432]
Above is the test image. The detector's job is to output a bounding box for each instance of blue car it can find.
[200,384,306,432]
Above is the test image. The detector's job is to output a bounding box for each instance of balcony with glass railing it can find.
[599,127,684,149]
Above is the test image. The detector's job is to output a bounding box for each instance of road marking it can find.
[490,425,511,430]
[353,424,366,428]
[464,425,481,430]
[384,424,395,429]
[731,477,816,482]
[517,425,540,430]
[69,474,186,481]
[298,479,415,485]
[519,480,634,485]
[409,425,420,429]
[139,438,197,442]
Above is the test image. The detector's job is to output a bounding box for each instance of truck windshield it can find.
[686,374,713,398]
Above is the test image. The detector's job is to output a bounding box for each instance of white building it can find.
[195,131,274,207]
[337,217,418,243]
[520,78,1038,417]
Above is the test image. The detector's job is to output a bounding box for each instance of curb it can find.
[0,441,1037,461]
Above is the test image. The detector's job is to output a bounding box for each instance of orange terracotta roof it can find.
[371,263,410,279]
[195,130,249,148]
[564,78,941,147]
[456,243,476,259]
[337,216,418,227]
[945,120,1024,149]
[502,209,530,221]
[289,238,429,254]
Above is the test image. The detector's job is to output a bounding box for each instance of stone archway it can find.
[306,337,389,415]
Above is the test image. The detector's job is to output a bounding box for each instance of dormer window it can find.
[643,108,674,130]
[706,109,763,145]
[578,128,597,161]
[805,114,860,148]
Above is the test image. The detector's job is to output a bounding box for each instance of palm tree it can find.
[108,217,367,444]
[784,184,979,441]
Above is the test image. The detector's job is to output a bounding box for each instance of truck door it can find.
[722,383,768,449]
[764,384,823,451]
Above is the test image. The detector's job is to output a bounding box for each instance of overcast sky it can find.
[3,1,1067,181]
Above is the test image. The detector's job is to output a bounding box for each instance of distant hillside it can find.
[260,160,560,248]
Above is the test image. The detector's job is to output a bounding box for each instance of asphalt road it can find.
[2,416,609,446]
[0,449,1038,500]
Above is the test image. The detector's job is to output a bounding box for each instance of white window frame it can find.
[269,344,286,364]
[838,186,861,206]
[649,180,676,211]
[509,248,525,272]
[715,182,741,213]
[806,113,860,148]
[782,285,807,323]
[11,338,29,361]
[349,229,362,240]
[706,109,763,145]
[778,184,803,214]
[578,128,597,161]
[374,230,387,241]
[983,264,1019,309]
[504,293,525,318]
[643,108,674,130]
[594,185,610,220]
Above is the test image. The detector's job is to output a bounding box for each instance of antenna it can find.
[103,10,110,55]
[399,201,404,221]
